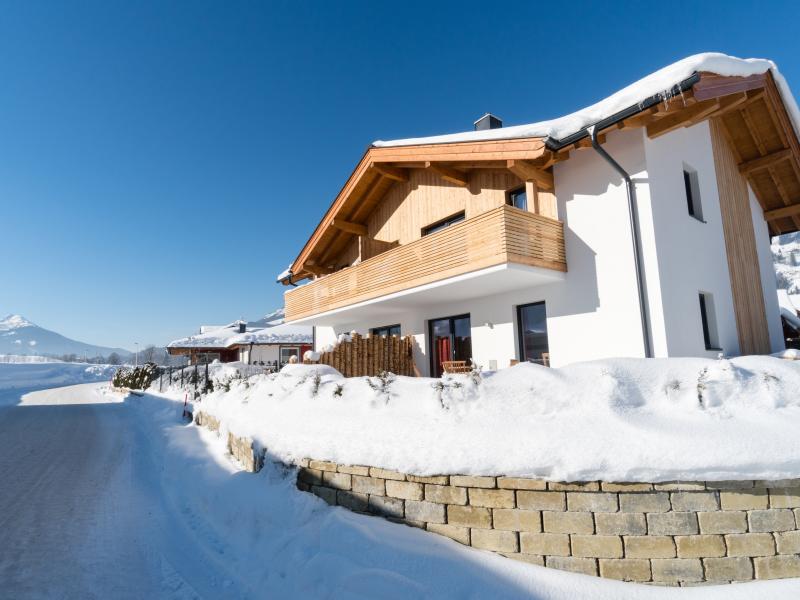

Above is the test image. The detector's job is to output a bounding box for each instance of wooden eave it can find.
[284,137,548,283]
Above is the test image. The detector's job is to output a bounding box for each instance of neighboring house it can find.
[278,53,799,376]
[167,318,313,366]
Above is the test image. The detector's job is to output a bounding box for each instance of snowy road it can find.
[0,383,234,599]
[2,382,800,599]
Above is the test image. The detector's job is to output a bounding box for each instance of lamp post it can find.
[135,342,139,367]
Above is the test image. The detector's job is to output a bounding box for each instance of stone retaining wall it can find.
[194,412,262,472]
[296,462,800,585]
[193,413,800,585]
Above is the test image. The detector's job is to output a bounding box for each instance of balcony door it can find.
[517,301,550,366]
[429,314,472,377]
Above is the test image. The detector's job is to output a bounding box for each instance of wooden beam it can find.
[330,218,367,236]
[740,105,769,156]
[767,165,800,230]
[425,162,469,187]
[371,163,409,182]
[738,148,792,175]
[303,261,333,276]
[693,72,767,102]
[646,99,720,139]
[506,160,554,190]
[764,203,800,221]
[705,92,748,118]
[620,107,659,130]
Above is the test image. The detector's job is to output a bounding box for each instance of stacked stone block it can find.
[296,465,800,585]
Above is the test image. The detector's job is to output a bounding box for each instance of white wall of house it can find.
[238,345,280,364]
[643,121,739,357]
[750,189,785,352]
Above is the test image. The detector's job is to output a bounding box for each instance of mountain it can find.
[0,315,132,359]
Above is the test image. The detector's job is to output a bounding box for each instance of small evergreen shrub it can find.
[113,363,159,390]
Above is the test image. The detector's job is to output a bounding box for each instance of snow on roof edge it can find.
[372,53,800,149]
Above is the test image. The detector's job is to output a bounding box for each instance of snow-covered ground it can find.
[137,387,798,598]
[0,362,115,405]
[1,376,799,597]
[193,357,800,483]
[0,354,63,363]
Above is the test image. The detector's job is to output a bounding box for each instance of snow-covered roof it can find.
[168,318,312,350]
[373,53,800,148]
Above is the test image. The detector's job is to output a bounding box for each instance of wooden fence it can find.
[314,333,416,377]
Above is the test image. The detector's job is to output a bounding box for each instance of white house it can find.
[167,316,313,367]
[278,53,799,376]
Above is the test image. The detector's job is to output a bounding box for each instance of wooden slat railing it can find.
[286,205,566,321]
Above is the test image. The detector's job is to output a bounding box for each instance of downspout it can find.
[587,125,653,358]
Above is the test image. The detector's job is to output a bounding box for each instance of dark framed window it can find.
[698,292,720,351]
[371,324,401,338]
[507,186,528,211]
[517,302,550,366]
[428,314,472,377]
[422,212,465,236]
[684,166,703,222]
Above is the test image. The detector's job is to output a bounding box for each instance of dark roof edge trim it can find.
[545,72,702,151]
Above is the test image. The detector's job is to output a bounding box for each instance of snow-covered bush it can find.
[113,363,158,390]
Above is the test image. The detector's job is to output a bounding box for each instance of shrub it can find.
[113,362,159,390]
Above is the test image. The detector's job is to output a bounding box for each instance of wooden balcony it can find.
[285,205,567,321]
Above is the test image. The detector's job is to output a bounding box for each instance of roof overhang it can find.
[280,68,800,287]
[552,70,800,236]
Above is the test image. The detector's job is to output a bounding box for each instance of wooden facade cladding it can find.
[709,118,772,355]
[284,205,566,321]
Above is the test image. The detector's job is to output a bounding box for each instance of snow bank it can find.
[0,354,63,363]
[373,53,800,147]
[0,362,115,392]
[132,390,800,598]
[195,357,800,482]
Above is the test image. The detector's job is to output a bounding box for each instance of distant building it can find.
[167,316,313,366]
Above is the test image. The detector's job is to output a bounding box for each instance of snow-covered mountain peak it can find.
[0,314,35,331]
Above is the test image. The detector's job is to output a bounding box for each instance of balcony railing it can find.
[285,205,567,321]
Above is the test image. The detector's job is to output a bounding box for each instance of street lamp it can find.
[135,342,139,367]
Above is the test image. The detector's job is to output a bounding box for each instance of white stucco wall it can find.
[643,121,739,357]
[750,189,785,352]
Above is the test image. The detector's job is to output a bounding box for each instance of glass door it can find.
[517,302,550,366]
[429,314,472,377]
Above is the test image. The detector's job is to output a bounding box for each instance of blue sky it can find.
[1,0,799,350]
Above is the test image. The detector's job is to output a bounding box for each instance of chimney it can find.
[474,113,502,131]
[238,321,246,333]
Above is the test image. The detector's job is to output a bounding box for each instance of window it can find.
[371,324,401,338]
[517,302,550,366]
[507,187,528,211]
[280,346,300,365]
[683,165,703,221]
[422,212,465,236]
[698,292,720,351]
